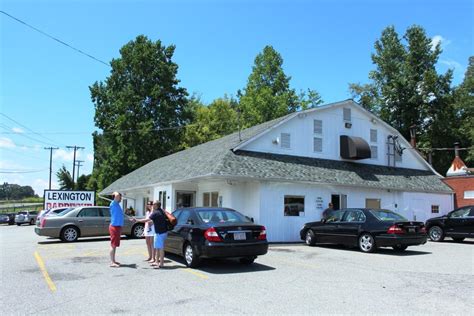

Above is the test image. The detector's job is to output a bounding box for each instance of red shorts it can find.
[109,225,122,248]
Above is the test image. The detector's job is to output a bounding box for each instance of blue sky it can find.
[0,0,472,196]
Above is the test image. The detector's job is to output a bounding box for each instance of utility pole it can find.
[75,160,84,181]
[66,146,85,187]
[44,147,59,190]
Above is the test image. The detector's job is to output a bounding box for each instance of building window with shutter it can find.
[370,145,378,159]
[343,108,351,121]
[431,205,439,213]
[314,137,323,152]
[370,129,377,143]
[281,133,290,149]
[313,119,323,134]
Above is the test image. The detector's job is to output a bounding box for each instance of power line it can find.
[0,113,64,146]
[0,10,110,67]
[0,168,49,174]
[0,123,57,147]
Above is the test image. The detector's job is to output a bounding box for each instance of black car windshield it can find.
[370,209,407,221]
[57,207,75,216]
[196,209,251,224]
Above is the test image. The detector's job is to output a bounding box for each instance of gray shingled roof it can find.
[101,104,452,195]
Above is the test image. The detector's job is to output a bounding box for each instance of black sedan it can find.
[165,207,268,267]
[425,205,474,242]
[300,208,427,253]
[0,213,15,225]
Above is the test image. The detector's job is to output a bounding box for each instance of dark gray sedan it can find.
[35,206,144,242]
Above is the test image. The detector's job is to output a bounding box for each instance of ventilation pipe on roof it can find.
[454,142,460,157]
[409,125,417,148]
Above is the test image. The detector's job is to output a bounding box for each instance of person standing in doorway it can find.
[109,192,124,267]
[322,202,334,220]
[143,201,155,263]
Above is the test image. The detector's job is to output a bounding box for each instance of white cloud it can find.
[440,59,463,71]
[431,35,451,51]
[53,148,75,162]
[32,178,57,196]
[0,137,16,148]
[12,127,24,133]
[87,153,94,162]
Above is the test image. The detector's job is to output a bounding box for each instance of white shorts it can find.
[144,224,155,237]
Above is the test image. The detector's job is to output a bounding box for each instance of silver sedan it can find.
[35,206,144,242]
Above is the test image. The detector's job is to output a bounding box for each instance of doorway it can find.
[331,194,347,210]
[175,191,195,209]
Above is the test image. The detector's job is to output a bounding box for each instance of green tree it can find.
[89,35,191,190]
[453,56,474,165]
[56,166,74,190]
[76,174,91,191]
[238,46,299,127]
[349,25,458,173]
[182,96,239,148]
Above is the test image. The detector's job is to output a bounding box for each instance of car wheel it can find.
[358,233,376,253]
[183,243,200,268]
[30,219,35,225]
[239,256,256,265]
[60,226,79,242]
[452,237,465,242]
[131,224,144,238]
[305,229,316,246]
[392,245,408,251]
[16,223,21,226]
[428,226,444,242]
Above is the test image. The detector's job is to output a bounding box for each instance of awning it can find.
[340,135,371,160]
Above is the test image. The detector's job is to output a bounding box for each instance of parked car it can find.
[0,213,15,225]
[425,205,474,242]
[300,208,427,253]
[15,211,38,225]
[35,206,144,242]
[36,207,71,225]
[165,207,268,268]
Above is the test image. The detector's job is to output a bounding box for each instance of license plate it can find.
[234,232,246,240]
[408,228,415,233]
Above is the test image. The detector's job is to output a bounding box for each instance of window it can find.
[158,191,167,210]
[281,133,290,148]
[343,108,351,121]
[342,210,366,223]
[313,119,323,134]
[431,205,439,214]
[370,129,377,143]
[314,137,323,152]
[197,209,251,224]
[284,195,304,216]
[325,210,344,222]
[203,192,218,207]
[177,210,192,225]
[370,146,378,159]
[464,191,474,199]
[369,209,407,221]
[450,208,470,218]
[78,208,100,217]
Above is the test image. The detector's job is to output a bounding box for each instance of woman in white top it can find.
[143,201,155,263]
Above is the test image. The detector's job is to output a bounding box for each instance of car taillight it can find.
[258,226,267,240]
[387,225,404,234]
[204,227,222,242]
[40,218,46,228]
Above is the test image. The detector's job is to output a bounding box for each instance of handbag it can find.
[162,209,177,230]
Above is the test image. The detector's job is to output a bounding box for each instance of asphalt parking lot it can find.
[1,224,473,315]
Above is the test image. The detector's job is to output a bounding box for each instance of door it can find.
[175,191,196,209]
[445,206,472,237]
[337,209,366,246]
[166,210,193,254]
[316,210,345,243]
[76,208,103,236]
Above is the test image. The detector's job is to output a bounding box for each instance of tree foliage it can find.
[349,25,468,173]
[56,165,74,190]
[239,45,322,127]
[182,96,239,148]
[0,182,36,200]
[89,35,191,191]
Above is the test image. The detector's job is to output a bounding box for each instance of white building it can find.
[100,100,453,242]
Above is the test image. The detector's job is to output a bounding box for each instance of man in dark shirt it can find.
[322,202,334,220]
